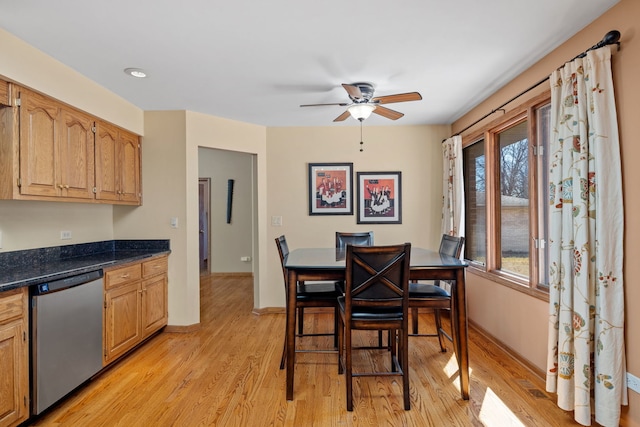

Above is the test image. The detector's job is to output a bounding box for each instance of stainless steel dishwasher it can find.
[31,269,104,415]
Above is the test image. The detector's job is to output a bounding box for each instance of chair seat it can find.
[297,282,342,300]
[409,282,450,299]
[338,297,403,320]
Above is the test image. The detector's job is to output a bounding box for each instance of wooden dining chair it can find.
[275,235,342,369]
[335,231,389,347]
[337,243,412,411]
[335,231,374,251]
[292,231,373,339]
[408,234,465,352]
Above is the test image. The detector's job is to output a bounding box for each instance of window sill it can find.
[466,264,550,303]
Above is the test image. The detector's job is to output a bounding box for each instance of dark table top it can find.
[285,247,467,269]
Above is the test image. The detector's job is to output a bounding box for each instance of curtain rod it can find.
[443,30,621,143]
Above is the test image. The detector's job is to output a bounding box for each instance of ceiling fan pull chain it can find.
[359,119,364,152]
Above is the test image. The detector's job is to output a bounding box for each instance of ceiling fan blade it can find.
[373,106,404,120]
[300,102,349,107]
[372,92,422,105]
[342,83,363,99]
[333,110,351,122]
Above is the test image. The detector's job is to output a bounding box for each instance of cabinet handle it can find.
[58,184,64,189]
[64,184,69,189]
[121,273,130,279]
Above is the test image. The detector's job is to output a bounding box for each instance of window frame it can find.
[462,91,550,301]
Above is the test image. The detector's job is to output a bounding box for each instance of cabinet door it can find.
[117,130,141,204]
[104,282,142,364]
[94,121,119,202]
[0,287,28,427]
[0,80,8,106]
[58,108,95,199]
[18,88,60,197]
[142,274,168,338]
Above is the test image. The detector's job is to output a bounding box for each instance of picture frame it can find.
[357,171,402,224]
[308,163,354,215]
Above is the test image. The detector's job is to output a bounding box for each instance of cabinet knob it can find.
[64,184,69,189]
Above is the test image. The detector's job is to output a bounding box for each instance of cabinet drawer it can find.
[142,256,168,278]
[105,264,142,289]
[0,288,26,324]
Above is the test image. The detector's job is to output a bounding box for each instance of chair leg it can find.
[298,307,304,335]
[401,329,410,410]
[338,313,344,375]
[345,323,353,411]
[434,310,447,352]
[378,330,384,348]
[333,307,339,348]
[390,329,397,372]
[411,307,419,334]
[279,334,287,370]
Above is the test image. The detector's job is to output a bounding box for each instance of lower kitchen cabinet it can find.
[0,288,29,427]
[103,255,168,365]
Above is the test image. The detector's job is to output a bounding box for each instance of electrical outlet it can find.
[628,372,640,394]
[271,216,282,226]
[60,230,72,240]
[240,256,252,262]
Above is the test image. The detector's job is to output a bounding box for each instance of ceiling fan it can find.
[300,82,422,122]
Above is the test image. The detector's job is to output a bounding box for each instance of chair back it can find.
[344,243,411,313]
[275,235,289,284]
[335,231,374,251]
[439,234,465,258]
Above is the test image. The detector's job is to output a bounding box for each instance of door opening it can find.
[199,178,211,273]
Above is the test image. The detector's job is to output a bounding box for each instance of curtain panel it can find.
[545,47,626,427]
[441,135,465,240]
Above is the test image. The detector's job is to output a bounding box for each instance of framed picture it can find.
[308,163,354,215]
[357,171,402,224]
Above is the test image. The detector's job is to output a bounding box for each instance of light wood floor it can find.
[28,274,584,426]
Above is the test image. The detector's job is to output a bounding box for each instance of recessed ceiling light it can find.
[124,68,147,78]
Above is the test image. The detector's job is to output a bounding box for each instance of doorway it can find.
[199,178,211,273]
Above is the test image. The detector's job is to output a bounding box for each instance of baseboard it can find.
[208,272,253,278]
[468,319,545,381]
[164,323,201,333]
[252,307,285,315]
[252,307,333,316]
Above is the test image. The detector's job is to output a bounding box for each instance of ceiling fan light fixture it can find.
[348,104,376,121]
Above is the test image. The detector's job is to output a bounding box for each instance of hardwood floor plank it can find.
[27,274,585,426]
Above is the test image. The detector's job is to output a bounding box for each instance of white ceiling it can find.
[0,0,620,127]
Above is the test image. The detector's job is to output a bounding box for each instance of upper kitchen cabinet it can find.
[0,84,141,205]
[0,79,9,106]
[5,87,94,200]
[95,121,141,205]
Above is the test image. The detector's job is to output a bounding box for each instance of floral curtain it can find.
[441,135,464,240]
[545,47,627,427]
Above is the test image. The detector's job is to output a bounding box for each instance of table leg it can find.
[286,269,297,400]
[454,268,469,399]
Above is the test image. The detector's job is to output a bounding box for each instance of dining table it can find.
[283,246,470,401]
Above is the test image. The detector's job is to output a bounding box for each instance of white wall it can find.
[0,201,113,251]
[198,148,254,273]
[264,125,449,308]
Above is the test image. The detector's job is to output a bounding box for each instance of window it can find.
[462,95,550,295]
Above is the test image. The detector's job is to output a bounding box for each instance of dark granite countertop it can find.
[0,240,170,292]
